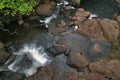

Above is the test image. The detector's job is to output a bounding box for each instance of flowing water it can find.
[0,27,54,77]
[55,32,112,61]
[0,0,119,77]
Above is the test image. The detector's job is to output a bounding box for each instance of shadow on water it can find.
[0,20,20,43]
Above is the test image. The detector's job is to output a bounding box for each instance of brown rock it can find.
[63,5,75,10]
[26,66,54,80]
[64,72,79,80]
[78,73,105,80]
[69,8,90,25]
[70,0,81,6]
[35,1,56,16]
[77,19,105,41]
[50,27,66,35]
[48,20,67,35]
[89,60,120,79]
[47,45,68,56]
[67,50,88,71]
[115,15,120,23]
[55,38,67,46]
[0,49,10,63]
[0,71,25,80]
[110,49,120,59]
[0,42,10,63]
[98,18,119,42]
[77,8,90,17]
[74,8,90,22]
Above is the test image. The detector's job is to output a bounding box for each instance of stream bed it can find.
[0,0,120,80]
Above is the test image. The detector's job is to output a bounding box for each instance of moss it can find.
[0,0,37,16]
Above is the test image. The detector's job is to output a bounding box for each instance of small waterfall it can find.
[0,43,52,77]
[0,1,72,76]
[39,0,72,28]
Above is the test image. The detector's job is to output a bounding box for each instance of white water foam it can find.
[88,13,98,19]
[40,0,71,28]
[63,0,69,5]
[0,43,52,77]
[39,14,57,28]
[57,0,69,6]
[74,25,78,30]
[13,44,51,65]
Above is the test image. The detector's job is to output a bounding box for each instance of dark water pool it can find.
[80,0,119,18]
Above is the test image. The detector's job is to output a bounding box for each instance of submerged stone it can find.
[54,31,115,61]
[67,50,88,71]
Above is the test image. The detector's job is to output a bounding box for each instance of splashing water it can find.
[39,0,73,28]
[0,43,52,77]
[88,13,98,19]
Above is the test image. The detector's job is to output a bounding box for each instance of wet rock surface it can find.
[35,1,56,16]
[98,18,119,42]
[0,41,10,63]
[89,60,120,80]
[67,50,88,71]
[70,0,81,7]
[0,0,120,80]
[77,19,105,40]
[0,71,25,80]
[26,66,54,80]
[26,54,79,80]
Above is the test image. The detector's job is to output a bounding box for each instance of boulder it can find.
[77,19,105,41]
[0,71,25,80]
[89,60,120,79]
[0,41,10,63]
[26,66,54,80]
[70,0,81,6]
[67,50,88,71]
[69,8,90,24]
[115,15,120,24]
[64,72,79,80]
[47,45,68,56]
[0,49,10,63]
[77,18,119,42]
[98,18,119,42]
[78,73,105,80]
[35,1,56,16]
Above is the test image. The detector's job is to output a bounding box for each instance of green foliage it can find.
[0,0,37,16]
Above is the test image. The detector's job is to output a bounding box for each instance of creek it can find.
[0,0,119,77]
